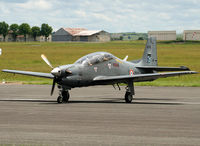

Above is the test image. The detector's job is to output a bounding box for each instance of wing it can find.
[93,71,197,83]
[2,69,54,79]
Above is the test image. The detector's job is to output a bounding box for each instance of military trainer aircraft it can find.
[2,37,197,103]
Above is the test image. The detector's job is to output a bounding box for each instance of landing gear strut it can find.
[124,80,135,103]
[62,90,70,102]
[57,86,70,103]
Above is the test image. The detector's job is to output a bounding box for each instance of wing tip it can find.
[2,69,9,72]
[191,71,198,74]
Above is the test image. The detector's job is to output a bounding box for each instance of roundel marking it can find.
[129,69,134,76]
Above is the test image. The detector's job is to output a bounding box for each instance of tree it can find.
[138,37,144,40]
[31,26,40,41]
[19,23,31,42]
[0,21,9,41]
[40,23,53,41]
[10,24,19,42]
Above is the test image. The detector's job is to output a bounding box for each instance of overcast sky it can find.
[0,0,200,33]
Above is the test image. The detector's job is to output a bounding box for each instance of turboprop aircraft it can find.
[2,37,197,103]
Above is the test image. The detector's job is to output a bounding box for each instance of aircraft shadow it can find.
[0,99,56,103]
[67,100,183,105]
[0,98,183,105]
[101,97,176,101]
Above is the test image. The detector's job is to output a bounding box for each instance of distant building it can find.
[52,28,110,42]
[110,33,123,40]
[52,28,86,42]
[148,31,176,41]
[0,30,15,42]
[74,30,110,42]
[183,30,200,41]
[0,31,51,42]
[15,35,51,42]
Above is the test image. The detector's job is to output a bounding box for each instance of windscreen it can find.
[75,52,114,66]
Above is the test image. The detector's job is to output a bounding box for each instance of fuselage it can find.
[56,52,142,88]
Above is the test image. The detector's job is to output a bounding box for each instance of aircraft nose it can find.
[51,67,61,76]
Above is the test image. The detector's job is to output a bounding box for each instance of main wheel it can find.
[57,96,63,103]
[62,91,70,103]
[125,92,133,103]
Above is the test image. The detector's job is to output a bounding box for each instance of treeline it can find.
[0,21,53,42]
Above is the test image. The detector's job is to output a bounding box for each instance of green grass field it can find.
[0,41,199,86]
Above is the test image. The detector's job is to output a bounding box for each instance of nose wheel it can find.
[57,96,63,103]
[57,90,70,103]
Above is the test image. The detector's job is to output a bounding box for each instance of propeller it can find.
[51,78,56,96]
[41,54,53,68]
[41,54,57,96]
[41,54,72,96]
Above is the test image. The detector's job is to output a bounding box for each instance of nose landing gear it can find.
[57,86,70,103]
[57,90,70,103]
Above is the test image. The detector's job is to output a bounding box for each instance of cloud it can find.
[0,0,200,33]
[16,0,53,10]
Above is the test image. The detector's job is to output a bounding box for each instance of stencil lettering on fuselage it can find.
[108,63,111,69]
[94,67,98,72]
[147,54,152,63]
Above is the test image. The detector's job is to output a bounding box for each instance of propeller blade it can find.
[41,54,53,69]
[51,78,56,96]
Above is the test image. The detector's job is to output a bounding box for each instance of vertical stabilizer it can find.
[140,37,157,66]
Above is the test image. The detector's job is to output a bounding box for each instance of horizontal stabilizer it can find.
[136,66,190,71]
[2,69,54,79]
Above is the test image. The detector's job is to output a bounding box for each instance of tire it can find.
[57,96,63,103]
[125,92,133,103]
[62,91,70,103]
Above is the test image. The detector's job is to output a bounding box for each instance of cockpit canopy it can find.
[75,52,114,66]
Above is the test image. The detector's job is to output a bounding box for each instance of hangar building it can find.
[52,28,110,42]
[148,31,176,40]
[183,30,200,41]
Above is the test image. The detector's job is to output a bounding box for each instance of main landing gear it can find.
[125,91,133,103]
[124,80,135,103]
[57,86,70,103]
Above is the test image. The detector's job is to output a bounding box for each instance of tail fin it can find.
[140,37,158,66]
